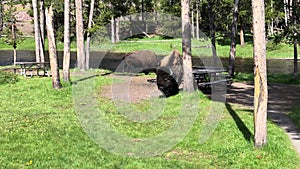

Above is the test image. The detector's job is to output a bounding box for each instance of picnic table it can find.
[15,62,50,77]
[193,66,232,90]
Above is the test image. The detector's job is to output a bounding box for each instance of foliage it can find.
[273,27,300,45]
[266,41,284,51]
[1,1,24,49]
[237,0,252,32]
[198,0,252,34]
[265,0,285,27]
[157,0,181,17]
[0,70,19,85]
[156,19,182,38]
[1,0,298,49]
[0,38,12,49]
[269,0,300,46]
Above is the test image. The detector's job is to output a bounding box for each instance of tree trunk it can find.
[287,0,292,22]
[191,3,195,38]
[111,16,115,43]
[129,15,133,37]
[85,0,95,70]
[293,0,298,80]
[116,18,120,42]
[141,0,146,32]
[294,38,298,80]
[75,0,86,71]
[228,0,239,78]
[39,0,45,63]
[252,0,268,147]
[0,0,3,35]
[284,0,288,26]
[182,0,195,92]
[270,0,274,36]
[12,21,16,65]
[240,28,245,47]
[45,5,62,89]
[208,0,218,66]
[196,0,200,40]
[63,0,71,82]
[32,0,41,62]
[13,47,17,66]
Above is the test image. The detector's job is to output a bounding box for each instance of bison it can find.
[119,50,183,97]
[155,50,183,97]
[122,50,158,75]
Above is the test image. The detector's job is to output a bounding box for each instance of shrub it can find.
[266,41,284,51]
[0,70,19,85]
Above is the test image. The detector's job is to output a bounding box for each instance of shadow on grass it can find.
[226,103,253,142]
[71,71,114,85]
[71,74,100,84]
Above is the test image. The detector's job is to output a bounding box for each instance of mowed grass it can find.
[289,107,300,129]
[217,42,297,58]
[0,73,300,168]
[0,37,77,51]
[1,36,299,58]
[234,72,300,85]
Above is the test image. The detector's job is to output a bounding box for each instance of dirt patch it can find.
[101,75,162,103]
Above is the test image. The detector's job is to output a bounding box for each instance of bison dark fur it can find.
[122,50,158,74]
[156,68,179,97]
[158,50,183,84]
[155,50,183,97]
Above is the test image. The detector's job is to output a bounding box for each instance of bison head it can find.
[156,67,179,97]
[155,50,183,97]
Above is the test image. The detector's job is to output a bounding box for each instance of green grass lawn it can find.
[0,72,299,168]
[234,72,300,85]
[0,37,77,51]
[1,36,298,58]
[289,107,300,129]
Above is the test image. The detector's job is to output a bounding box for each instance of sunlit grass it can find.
[234,72,300,85]
[0,74,299,168]
[1,36,299,59]
[0,37,77,51]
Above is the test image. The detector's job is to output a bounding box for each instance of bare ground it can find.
[101,75,162,103]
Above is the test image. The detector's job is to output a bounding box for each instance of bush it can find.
[0,71,19,85]
[266,41,284,51]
